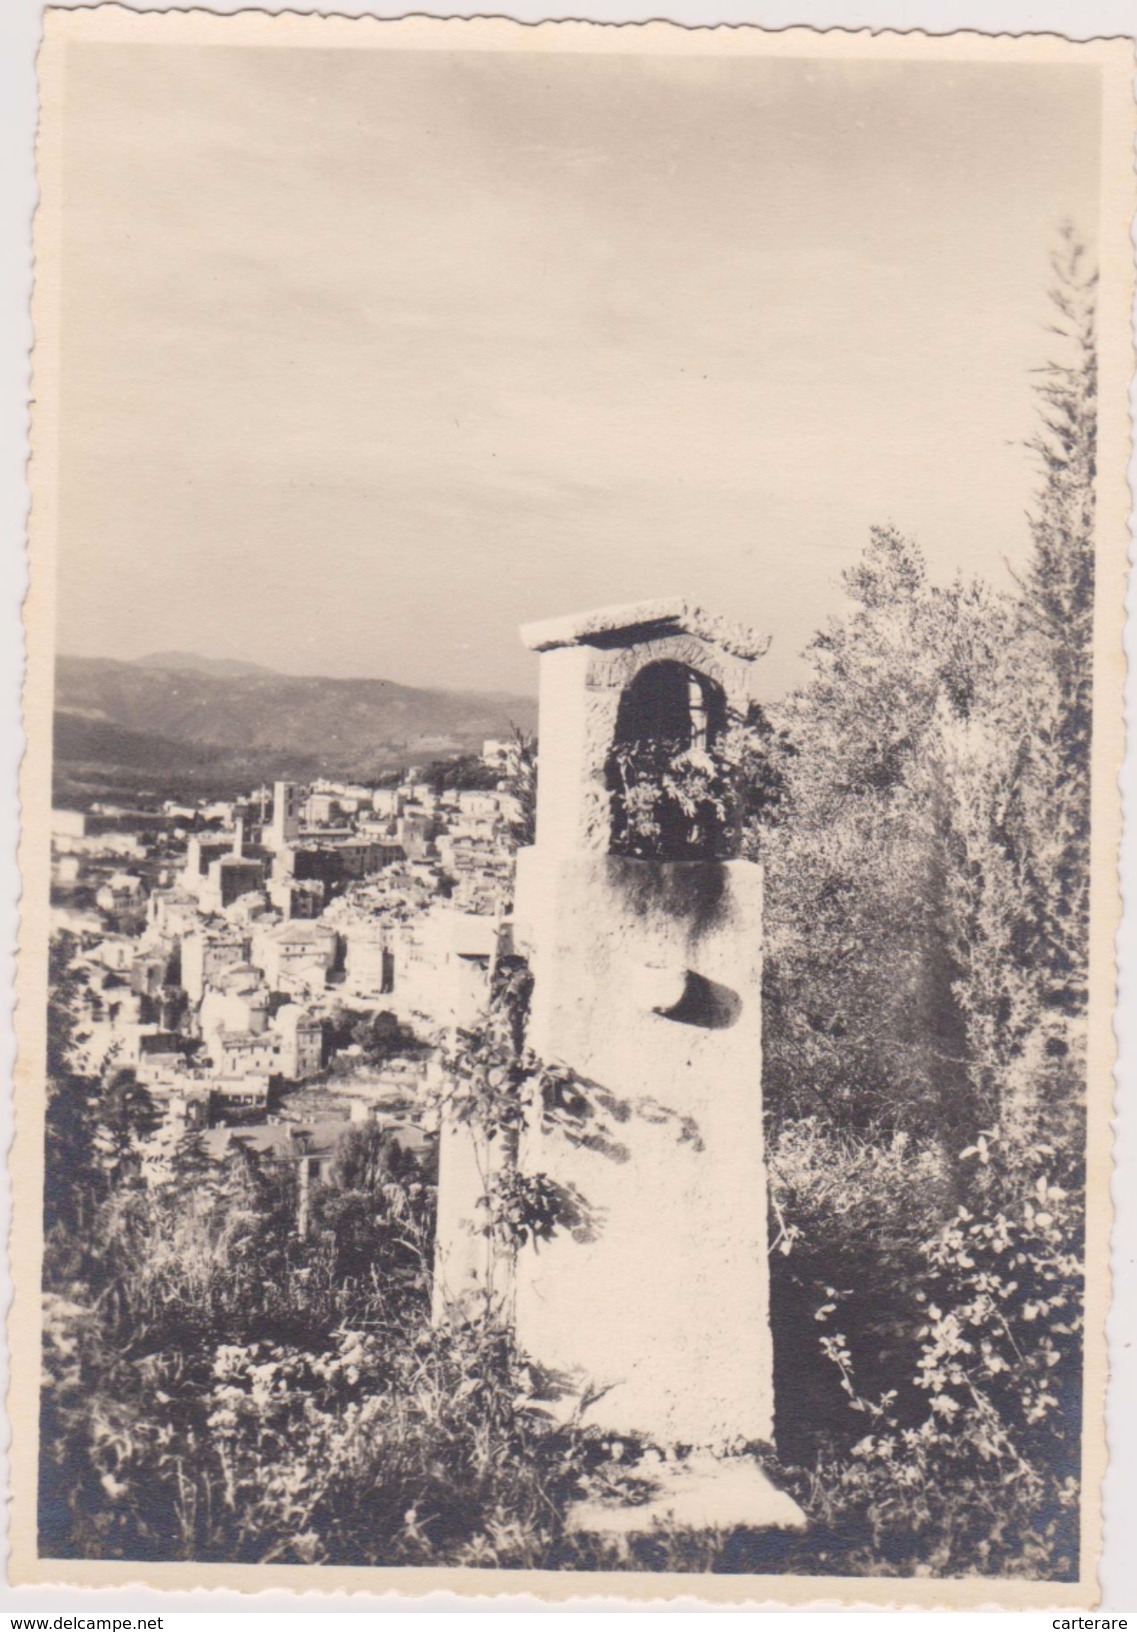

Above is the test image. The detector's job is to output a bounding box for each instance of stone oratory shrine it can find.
[434,599,805,1535]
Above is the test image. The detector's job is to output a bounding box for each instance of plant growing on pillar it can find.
[502,727,538,851]
[437,959,537,1144]
[479,1169,579,1249]
[606,705,790,863]
[606,736,729,859]
[437,959,604,1254]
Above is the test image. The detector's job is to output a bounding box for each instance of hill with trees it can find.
[52,655,536,803]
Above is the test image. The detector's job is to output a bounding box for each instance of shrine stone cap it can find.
[520,597,770,662]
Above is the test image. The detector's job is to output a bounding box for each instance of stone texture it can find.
[566,1452,806,1537]
[432,1108,507,1325]
[521,597,771,662]
[513,853,772,1446]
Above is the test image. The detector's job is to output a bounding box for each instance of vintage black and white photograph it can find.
[12,10,1132,1604]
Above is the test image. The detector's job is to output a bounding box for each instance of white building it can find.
[95,873,145,918]
[182,927,252,1003]
[267,781,302,852]
[251,920,337,997]
[272,1003,325,1081]
[393,908,502,1031]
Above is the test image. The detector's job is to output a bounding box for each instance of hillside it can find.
[54,655,536,804]
[132,651,276,678]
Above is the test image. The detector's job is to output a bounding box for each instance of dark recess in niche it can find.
[606,660,730,861]
[654,970,742,1031]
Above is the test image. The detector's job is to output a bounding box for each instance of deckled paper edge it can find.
[10,8,1135,1607]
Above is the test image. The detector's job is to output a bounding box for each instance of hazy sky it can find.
[56,42,1102,697]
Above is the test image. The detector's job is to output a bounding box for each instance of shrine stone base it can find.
[566,1451,806,1539]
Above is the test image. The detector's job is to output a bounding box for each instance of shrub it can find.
[768,1117,954,1459]
[767,1117,1082,1579]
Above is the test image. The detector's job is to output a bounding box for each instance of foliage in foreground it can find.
[42,937,1083,1580]
[40,1104,1080,1576]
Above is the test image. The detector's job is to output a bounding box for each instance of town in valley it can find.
[48,740,530,1200]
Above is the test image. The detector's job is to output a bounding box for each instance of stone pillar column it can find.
[512,603,781,1440]
[437,597,802,1531]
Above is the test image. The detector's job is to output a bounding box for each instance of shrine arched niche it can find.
[604,658,730,861]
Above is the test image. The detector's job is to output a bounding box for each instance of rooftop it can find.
[271,921,333,943]
[520,597,770,661]
[200,1118,430,1164]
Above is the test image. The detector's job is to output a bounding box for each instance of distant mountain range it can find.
[131,651,278,679]
[54,653,536,805]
